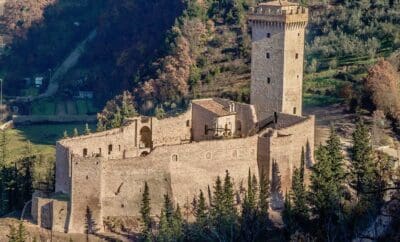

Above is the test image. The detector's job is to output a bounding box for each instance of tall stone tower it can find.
[249,1,308,120]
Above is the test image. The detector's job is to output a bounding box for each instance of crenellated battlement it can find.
[249,1,308,24]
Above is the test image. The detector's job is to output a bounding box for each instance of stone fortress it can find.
[31,1,314,234]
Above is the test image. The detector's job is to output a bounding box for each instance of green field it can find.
[30,99,99,115]
[6,123,96,163]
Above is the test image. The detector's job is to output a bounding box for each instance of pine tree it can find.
[258,168,270,216]
[211,176,224,221]
[140,182,151,233]
[308,137,345,240]
[195,190,208,225]
[158,210,172,242]
[63,130,68,139]
[290,149,308,226]
[171,204,183,240]
[16,221,27,242]
[240,169,260,242]
[222,170,235,217]
[282,191,296,236]
[351,120,376,205]
[326,126,345,185]
[73,128,79,137]
[84,123,91,135]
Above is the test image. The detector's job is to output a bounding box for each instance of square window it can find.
[267,33,271,38]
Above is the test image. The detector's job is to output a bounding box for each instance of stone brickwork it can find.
[32,1,315,233]
[249,1,308,120]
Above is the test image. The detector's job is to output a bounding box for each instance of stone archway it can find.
[140,126,152,148]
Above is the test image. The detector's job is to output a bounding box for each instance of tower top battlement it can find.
[249,1,308,24]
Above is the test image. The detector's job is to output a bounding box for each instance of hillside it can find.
[0,0,399,114]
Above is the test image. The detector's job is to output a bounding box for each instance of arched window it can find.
[140,126,152,148]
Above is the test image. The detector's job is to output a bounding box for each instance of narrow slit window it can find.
[293,107,297,115]
[266,52,270,59]
[267,77,271,84]
[205,125,209,135]
[108,144,113,155]
[83,148,88,157]
[295,53,299,59]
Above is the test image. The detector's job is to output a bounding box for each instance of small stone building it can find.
[32,1,314,234]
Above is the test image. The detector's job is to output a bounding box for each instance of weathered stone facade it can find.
[32,1,315,234]
[249,1,308,120]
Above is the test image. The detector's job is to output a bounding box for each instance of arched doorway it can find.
[140,126,152,148]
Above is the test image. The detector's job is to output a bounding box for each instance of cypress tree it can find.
[240,170,260,242]
[326,126,345,185]
[351,120,376,205]
[290,150,308,226]
[172,204,183,240]
[158,210,172,242]
[308,139,345,240]
[258,168,270,216]
[140,182,151,233]
[195,190,208,225]
[84,123,91,135]
[63,130,68,139]
[16,221,27,242]
[282,191,296,235]
[73,128,79,137]
[222,170,235,216]
[211,176,224,221]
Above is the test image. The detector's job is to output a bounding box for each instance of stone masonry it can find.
[32,1,315,234]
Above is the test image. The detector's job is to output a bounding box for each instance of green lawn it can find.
[303,93,343,107]
[31,98,98,115]
[6,123,96,163]
[31,99,56,115]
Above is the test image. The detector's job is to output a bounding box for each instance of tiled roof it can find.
[193,99,233,117]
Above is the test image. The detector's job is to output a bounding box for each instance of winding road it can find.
[15,29,97,102]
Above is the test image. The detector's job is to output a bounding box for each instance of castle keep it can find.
[31,1,314,234]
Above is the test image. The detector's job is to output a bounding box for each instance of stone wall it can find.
[68,156,103,233]
[100,136,260,218]
[266,115,315,208]
[55,143,70,194]
[282,23,307,116]
[249,4,308,119]
[102,158,172,218]
[51,200,69,233]
[192,101,218,141]
[152,110,192,147]
[250,20,285,120]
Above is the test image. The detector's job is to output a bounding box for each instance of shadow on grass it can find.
[15,123,96,145]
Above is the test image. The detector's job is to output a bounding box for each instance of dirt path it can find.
[14,29,97,103]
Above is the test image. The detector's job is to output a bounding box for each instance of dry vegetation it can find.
[364,59,400,119]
